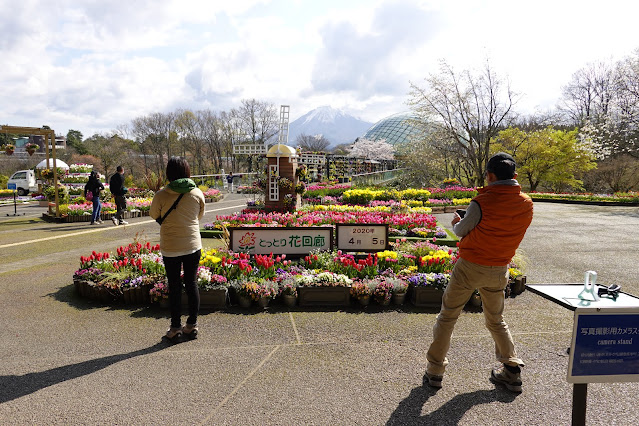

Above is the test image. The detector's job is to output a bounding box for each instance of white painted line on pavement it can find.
[289,312,302,345]
[0,204,245,249]
[201,345,281,424]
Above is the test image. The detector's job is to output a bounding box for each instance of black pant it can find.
[114,195,127,222]
[163,250,201,329]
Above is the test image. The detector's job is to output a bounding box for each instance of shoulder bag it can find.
[156,193,185,225]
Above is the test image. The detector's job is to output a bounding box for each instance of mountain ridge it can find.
[287,106,374,147]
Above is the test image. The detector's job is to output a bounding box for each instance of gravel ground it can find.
[1,196,638,425]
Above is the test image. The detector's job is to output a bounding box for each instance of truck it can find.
[7,170,38,196]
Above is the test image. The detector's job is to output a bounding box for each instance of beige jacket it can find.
[150,187,205,257]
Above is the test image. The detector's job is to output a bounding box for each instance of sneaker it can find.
[112,217,118,226]
[182,323,198,339]
[97,219,104,224]
[490,365,522,393]
[119,220,129,225]
[165,327,182,341]
[425,372,443,388]
[90,222,95,225]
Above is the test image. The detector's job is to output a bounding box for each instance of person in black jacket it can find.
[84,171,105,225]
[109,165,128,225]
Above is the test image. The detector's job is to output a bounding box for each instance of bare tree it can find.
[409,59,516,186]
[295,133,331,152]
[131,112,177,177]
[559,60,616,126]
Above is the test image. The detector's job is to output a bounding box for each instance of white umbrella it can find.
[35,159,70,169]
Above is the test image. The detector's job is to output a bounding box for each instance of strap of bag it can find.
[157,193,185,225]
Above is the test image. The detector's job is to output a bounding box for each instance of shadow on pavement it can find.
[0,342,168,404]
[46,284,168,319]
[386,377,518,425]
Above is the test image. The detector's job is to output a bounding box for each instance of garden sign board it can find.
[336,223,389,252]
[229,226,333,257]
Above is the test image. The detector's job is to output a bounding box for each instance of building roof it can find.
[362,112,422,145]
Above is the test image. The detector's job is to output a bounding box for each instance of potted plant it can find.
[3,144,15,155]
[279,277,298,307]
[234,280,258,307]
[407,272,450,307]
[373,278,394,306]
[196,266,228,308]
[388,278,408,305]
[255,280,278,308]
[25,142,38,156]
[350,279,374,306]
[150,281,169,308]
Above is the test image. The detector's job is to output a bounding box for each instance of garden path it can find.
[0,198,638,425]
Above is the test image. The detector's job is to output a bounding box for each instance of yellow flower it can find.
[421,250,451,263]
[376,250,398,259]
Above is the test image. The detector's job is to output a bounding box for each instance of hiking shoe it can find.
[425,372,443,388]
[490,365,522,393]
[164,327,182,341]
[112,217,118,226]
[119,220,129,225]
[182,323,198,339]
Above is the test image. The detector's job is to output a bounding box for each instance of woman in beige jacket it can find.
[150,157,205,341]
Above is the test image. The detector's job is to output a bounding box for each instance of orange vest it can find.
[459,184,533,266]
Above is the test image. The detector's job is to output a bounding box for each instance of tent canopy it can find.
[35,159,70,169]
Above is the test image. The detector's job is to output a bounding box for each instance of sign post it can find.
[567,308,639,426]
[6,183,22,217]
[528,284,639,426]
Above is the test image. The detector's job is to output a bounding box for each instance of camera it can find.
[455,209,466,218]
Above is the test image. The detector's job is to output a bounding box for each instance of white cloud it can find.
[1,0,639,137]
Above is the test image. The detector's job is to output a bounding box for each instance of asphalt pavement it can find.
[1,195,638,425]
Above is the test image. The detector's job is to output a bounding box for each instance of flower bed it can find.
[74,235,525,309]
[528,191,639,204]
[208,207,438,236]
[303,185,477,207]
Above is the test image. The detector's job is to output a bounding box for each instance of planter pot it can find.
[377,297,392,306]
[469,293,482,307]
[200,288,228,308]
[238,296,252,308]
[410,285,444,307]
[298,286,351,307]
[392,292,407,305]
[444,206,457,213]
[27,149,36,156]
[257,297,271,308]
[123,288,133,304]
[282,294,297,307]
[38,200,50,207]
[358,296,371,306]
[512,276,527,295]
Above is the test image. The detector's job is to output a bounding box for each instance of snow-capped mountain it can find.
[287,106,373,147]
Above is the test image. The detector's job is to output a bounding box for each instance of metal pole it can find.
[572,383,587,426]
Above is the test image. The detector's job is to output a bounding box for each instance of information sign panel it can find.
[229,226,332,256]
[336,224,388,252]
[7,183,16,190]
[568,307,639,383]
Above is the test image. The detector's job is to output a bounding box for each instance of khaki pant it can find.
[426,257,523,376]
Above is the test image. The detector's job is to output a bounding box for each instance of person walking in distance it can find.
[425,152,534,393]
[150,157,205,341]
[226,172,235,193]
[109,165,128,225]
[84,171,104,225]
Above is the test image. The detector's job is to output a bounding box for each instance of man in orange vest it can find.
[425,152,534,393]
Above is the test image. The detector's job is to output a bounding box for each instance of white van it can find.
[8,170,37,196]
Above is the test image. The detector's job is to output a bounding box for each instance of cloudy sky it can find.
[2,0,638,139]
